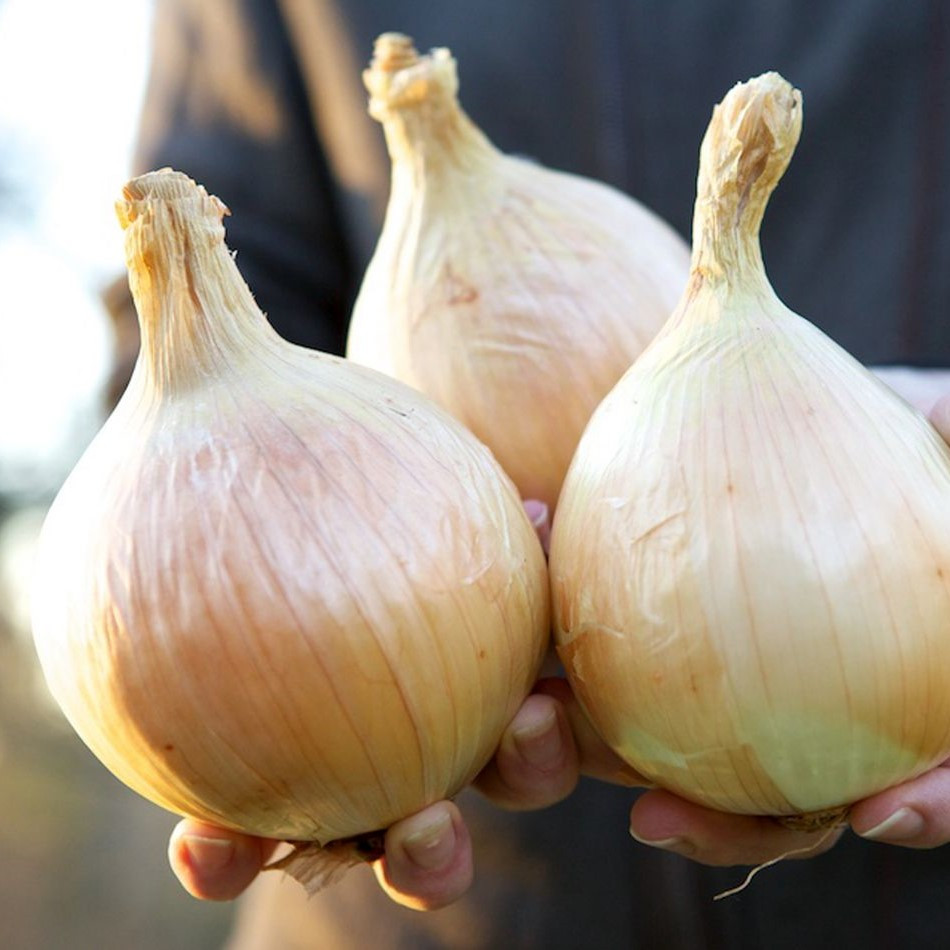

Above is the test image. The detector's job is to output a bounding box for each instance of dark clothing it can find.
[131,0,950,370]
[120,1,950,947]
[227,781,950,950]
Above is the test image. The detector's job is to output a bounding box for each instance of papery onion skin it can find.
[346,33,691,512]
[31,169,550,846]
[549,73,950,818]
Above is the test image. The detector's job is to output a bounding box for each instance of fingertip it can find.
[928,393,950,442]
[474,692,579,809]
[374,802,473,911]
[628,788,694,847]
[508,694,571,770]
[522,498,551,555]
[168,820,267,901]
[850,761,950,848]
[533,677,646,787]
[629,790,841,867]
[853,806,925,843]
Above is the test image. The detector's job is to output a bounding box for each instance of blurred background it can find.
[0,0,233,945]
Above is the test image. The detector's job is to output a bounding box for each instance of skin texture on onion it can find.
[550,73,950,819]
[31,171,550,883]
[347,34,690,510]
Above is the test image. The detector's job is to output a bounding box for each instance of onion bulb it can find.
[30,170,549,867]
[549,73,950,819]
[346,33,691,511]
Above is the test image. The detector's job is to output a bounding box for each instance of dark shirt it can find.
[134,0,950,368]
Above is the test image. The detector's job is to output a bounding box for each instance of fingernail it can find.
[629,829,697,858]
[859,807,925,842]
[512,706,561,768]
[181,835,235,873]
[402,812,456,870]
[523,499,548,528]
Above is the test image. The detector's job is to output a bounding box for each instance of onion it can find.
[549,74,950,820]
[30,170,549,873]
[346,33,690,511]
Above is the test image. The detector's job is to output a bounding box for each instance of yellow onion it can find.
[549,73,950,819]
[346,33,690,511]
[31,170,549,860]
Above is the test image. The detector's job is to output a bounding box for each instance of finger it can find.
[534,677,649,787]
[851,759,950,848]
[628,789,843,867]
[168,819,278,901]
[929,394,950,443]
[372,801,473,911]
[522,498,551,555]
[473,692,579,809]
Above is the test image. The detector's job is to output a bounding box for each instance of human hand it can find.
[170,385,950,908]
[375,384,950,884]
[167,678,602,910]
[626,760,950,870]
[626,387,950,867]
[168,498,572,911]
[168,606,948,909]
[480,382,950,874]
[167,802,476,910]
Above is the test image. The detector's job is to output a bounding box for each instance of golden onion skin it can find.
[549,74,950,817]
[31,170,549,845]
[346,34,690,511]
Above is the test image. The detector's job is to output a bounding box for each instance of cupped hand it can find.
[168,801,475,910]
[167,680,596,910]
[171,404,950,909]
[534,683,950,868]
[626,389,950,867]
[627,759,950,869]
[168,673,950,906]
[168,499,573,911]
